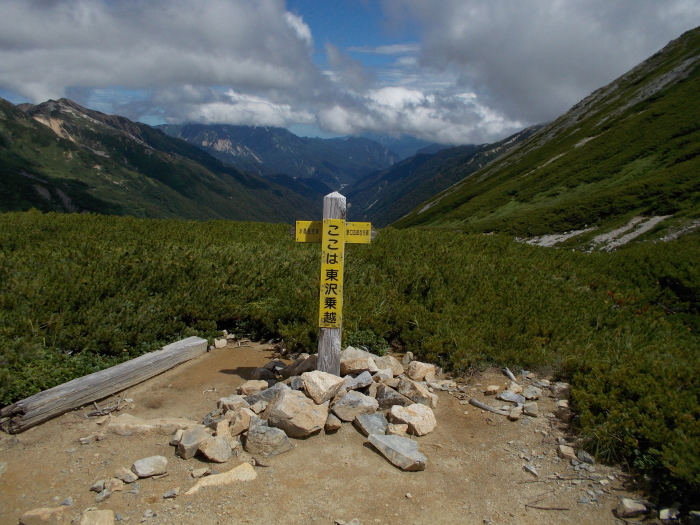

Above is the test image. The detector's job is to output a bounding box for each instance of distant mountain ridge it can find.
[0,98,323,221]
[394,26,700,247]
[344,126,542,227]
[157,123,401,189]
[357,132,442,159]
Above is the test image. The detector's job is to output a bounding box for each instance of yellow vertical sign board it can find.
[318,218,345,328]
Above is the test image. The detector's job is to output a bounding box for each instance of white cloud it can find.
[382,0,700,123]
[318,86,523,145]
[183,90,315,127]
[0,0,320,101]
[1,0,699,146]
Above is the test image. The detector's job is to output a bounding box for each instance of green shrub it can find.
[0,211,698,503]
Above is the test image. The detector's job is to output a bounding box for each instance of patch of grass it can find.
[0,211,698,503]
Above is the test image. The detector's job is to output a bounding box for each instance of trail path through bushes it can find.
[0,343,643,524]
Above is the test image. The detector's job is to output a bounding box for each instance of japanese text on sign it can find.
[318,218,345,328]
[295,221,372,244]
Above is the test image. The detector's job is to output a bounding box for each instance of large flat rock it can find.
[368,434,427,471]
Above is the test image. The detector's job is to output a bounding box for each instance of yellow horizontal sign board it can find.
[295,221,373,244]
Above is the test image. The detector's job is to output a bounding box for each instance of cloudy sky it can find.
[1,0,699,145]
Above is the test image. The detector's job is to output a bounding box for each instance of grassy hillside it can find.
[394,27,700,241]
[0,211,698,502]
[346,126,541,227]
[0,98,321,222]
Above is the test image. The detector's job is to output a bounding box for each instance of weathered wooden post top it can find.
[294,191,375,376]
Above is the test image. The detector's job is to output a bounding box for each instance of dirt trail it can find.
[0,343,642,525]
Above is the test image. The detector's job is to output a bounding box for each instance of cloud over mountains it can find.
[1,0,699,144]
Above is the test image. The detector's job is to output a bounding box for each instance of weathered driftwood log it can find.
[468,397,510,416]
[0,336,207,434]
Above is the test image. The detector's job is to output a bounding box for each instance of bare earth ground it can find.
[0,342,645,525]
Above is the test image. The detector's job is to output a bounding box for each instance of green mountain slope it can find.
[0,98,321,222]
[345,126,541,227]
[394,27,700,243]
[157,123,401,189]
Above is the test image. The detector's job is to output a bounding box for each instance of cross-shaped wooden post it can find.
[294,191,374,376]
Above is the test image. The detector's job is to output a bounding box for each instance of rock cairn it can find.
[161,346,443,472]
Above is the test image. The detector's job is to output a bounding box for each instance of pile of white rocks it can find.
[175,346,442,472]
[100,346,442,483]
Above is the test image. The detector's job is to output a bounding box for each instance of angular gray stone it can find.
[522,385,542,400]
[376,384,413,409]
[524,464,538,477]
[353,413,388,436]
[550,382,570,399]
[373,369,393,382]
[238,380,269,395]
[281,354,317,378]
[198,436,231,463]
[382,377,401,389]
[169,429,184,446]
[95,489,111,503]
[131,456,167,478]
[114,466,138,483]
[496,390,526,404]
[341,346,377,361]
[244,382,290,405]
[397,379,432,406]
[90,480,105,493]
[368,434,427,471]
[401,351,414,365]
[340,357,378,376]
[507,405,523,421]
[163,487,180,499]
[325,413,342,432]
[288,376,304,390]
[577,450,595,464]
[263,360,287,373]
[615,498,647,518]
[405,361,436,381]
[244,418,294,457]
[331,391,379,422]
[301,370,345,404]
[659,507,680,520]
[373,356,404,377]
[176,426,210,459]
[388,404,436,436]
[343,371,373,391]
[523,402,538,417]
[217,395,250,413]
[267,389,329,438]
[385,424,408,437]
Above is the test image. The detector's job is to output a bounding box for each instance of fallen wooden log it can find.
[0,336,207,434]
[468,397,510,416]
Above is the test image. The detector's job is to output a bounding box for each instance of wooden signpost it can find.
[294,192,374,376]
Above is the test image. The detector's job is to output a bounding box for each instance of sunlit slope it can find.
[345,126,541,228]
[0,98,320,222]
[394,27,700,238]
